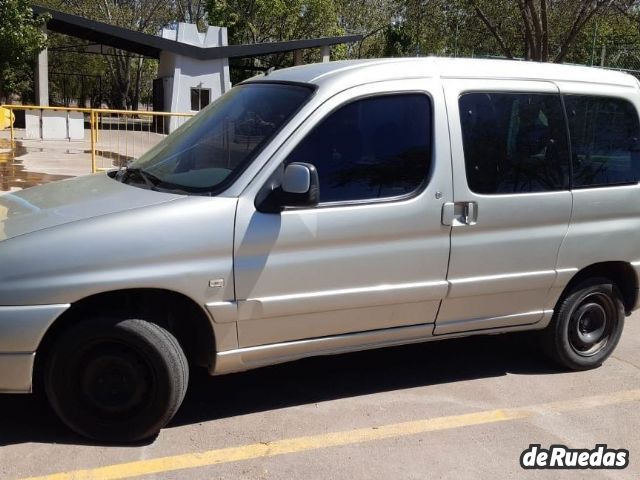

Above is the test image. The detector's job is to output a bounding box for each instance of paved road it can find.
[1,314,638,480]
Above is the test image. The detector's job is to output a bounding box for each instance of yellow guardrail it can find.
[91,108,193,172]
[1,105,194,173]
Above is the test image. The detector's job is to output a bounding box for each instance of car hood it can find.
[0,173,183,242]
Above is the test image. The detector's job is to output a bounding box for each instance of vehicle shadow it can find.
[0,332,562,447]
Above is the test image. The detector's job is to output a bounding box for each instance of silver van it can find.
[2,58,639,442]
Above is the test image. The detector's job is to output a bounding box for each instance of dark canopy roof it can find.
[32,6,362,60]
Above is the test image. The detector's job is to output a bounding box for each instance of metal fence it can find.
[597,44,640,79]
[91,109,192,171]
[0,105,194,173]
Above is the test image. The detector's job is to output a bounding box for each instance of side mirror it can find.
[280,162,320,208]
[255,162,320,213]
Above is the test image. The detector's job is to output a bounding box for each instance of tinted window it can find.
[565,95,640,188]
[459,93,570,194]
[285,95,431,203]
[201,89,211,109]
[190,88,211,111]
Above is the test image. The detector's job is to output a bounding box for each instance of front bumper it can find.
[0,304,69,393]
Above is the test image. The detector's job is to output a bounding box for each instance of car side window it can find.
[459,92,570,194]
[564,95,640,188]
[284,94,432,204]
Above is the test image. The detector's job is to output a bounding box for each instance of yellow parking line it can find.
[22,388,640,480]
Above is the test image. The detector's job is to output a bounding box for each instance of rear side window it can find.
[565,95,640,188]
[459,93,570,194]
[285,94,432,203]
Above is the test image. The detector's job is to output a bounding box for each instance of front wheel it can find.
[45,318,189,442]
[542,278,625,370]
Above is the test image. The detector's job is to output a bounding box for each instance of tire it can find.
[44,318,189,442]
[542,277,625,370]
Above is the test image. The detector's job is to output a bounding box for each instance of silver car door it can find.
[233,78,453,347]
[436,79,573,334]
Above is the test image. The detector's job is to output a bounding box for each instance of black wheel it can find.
[543,277,625,370]
[44,318,189,442]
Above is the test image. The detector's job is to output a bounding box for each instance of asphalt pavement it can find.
[1,313,639,480]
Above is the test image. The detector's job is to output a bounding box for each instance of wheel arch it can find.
[560,261,638,314]
[34,288,216,390]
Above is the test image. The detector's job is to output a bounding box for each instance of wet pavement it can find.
[0,138,72,193]
[0,127,167,193]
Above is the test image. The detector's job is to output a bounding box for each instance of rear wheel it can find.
[44,318,189,442]
[543,278,625,370]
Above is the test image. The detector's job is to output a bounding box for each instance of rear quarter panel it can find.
[550,81,640,309]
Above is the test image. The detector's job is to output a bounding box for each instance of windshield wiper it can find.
[120,166,162,190]
[119,166,195,195]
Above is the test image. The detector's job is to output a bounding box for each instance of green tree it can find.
[44,32,107,107]
[41,0,174,109]
[208,0,344,81]
[175,0,209,29]
[334,0,397,58]
[383,23,413,56]
[467,0,623,62]
[0,0,48,102]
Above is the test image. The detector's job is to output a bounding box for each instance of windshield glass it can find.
[123,82,313,194]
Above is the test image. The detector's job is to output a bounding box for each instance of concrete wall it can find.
[25,111,84,141]
[159,23,231,131]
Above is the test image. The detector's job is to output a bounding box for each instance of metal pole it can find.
[454,9,461,58]
[320,45,331,63]
[601,44,607,67]
[454,22,459,57]
[90,110,97,173]
[590,20,598,66]
[9,107,14,143]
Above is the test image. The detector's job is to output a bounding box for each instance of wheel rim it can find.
[568,292,617,357]
[75,340,155,419]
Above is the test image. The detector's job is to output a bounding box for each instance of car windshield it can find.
[120,82,313,194]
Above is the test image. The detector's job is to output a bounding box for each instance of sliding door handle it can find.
[463,202,478,225]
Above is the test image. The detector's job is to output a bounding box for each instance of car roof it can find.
[247,57,639,90]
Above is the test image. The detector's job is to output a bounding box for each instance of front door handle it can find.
[442,202,478,226]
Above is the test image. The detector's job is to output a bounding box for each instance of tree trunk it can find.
[132,57,144,111]
[540,0,549,61]
[470,1,514,58]
[554,1,609,63]
[106,53,132,109]
[472,0,614,63]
